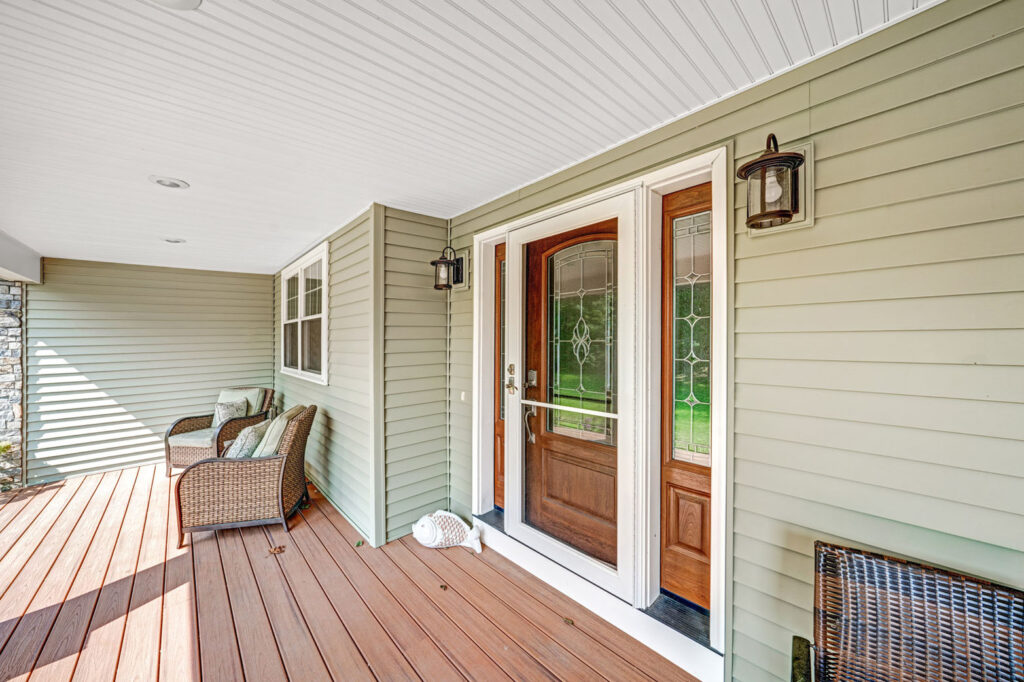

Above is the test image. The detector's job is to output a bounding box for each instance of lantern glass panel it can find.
[747,165,796,228]
[435,260,450,289]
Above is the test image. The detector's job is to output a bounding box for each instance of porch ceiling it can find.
[0,0,939,273]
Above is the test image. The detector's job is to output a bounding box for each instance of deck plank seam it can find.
[428,540,655,682]
[399,537,603,682]
[222,527,290,680]
[17,470,124,678]
[67,466,147,681]
[312,499,519,681]
[250,523,344,680]
[303,503,493,681]
[100,465,157,681]
[377,538,557,680]
[292,508,436,681]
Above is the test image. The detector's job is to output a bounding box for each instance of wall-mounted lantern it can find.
[431,246,464,290]
[736,134,805,229]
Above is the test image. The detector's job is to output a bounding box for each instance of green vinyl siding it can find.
[445,1,1024,680]
[25,258,274,484]
[382,207,449,541]
[272,205,448,545]
[273,208,378,543]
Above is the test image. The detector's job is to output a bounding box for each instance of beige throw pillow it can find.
[252,404,306,458]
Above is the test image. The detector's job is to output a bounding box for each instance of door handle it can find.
[524,405,537,444]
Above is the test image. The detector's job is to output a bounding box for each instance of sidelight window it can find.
[670,211,712,465]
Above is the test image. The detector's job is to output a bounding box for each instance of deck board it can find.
[0,467,694,680]
[71,465,154,682]
[0,472,118,682]
[311,501,512,681]
[30,467,138,682]
[191,529,245,682]
[216,529,288,682]
[238,524,342,681]
[296,502,463,681]
[115,469,168,681]
[0,474,100,651]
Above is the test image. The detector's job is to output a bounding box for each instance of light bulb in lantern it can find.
[764,171,783,204]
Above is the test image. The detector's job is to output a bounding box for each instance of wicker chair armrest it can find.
[175,455,285,530]
[214,411,270,454]
[166,414,214,440]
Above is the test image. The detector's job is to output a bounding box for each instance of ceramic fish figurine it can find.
[412,510,482,553]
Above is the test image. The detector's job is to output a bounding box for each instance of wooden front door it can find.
[494,243,506,509]
[660,183,713,608]
[523,219,619,566]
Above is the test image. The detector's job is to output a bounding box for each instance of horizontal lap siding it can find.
[274,210,376,540]
[26,259,274,483]
[382,208,449,541]
[446,2,1024,680]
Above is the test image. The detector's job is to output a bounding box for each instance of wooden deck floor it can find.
[0,465,691,681]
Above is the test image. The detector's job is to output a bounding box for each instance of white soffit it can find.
[0,0,941,273]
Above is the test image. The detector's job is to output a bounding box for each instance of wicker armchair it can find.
[164,386,275,476]
[174,405,316,548]
[793,541,1024,681]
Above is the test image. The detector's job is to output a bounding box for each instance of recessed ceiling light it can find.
[164,238,187,244]
[149,0,202,9]
[149,175,190,189]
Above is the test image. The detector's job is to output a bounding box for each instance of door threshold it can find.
[642,591,712,650]
[473,508,504,533]
[473,517,724,682]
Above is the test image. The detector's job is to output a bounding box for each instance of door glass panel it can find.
[546,240,616,445]
[671,211,711,465]
[500,258,506,420]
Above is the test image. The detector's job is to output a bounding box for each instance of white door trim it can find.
[470,146,730,669]
[505,189,638,602]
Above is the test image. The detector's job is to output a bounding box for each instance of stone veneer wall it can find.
[0,280,23,491]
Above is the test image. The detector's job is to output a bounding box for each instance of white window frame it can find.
[280,242,329,385]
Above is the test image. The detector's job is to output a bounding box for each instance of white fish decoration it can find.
[412,510,482,553]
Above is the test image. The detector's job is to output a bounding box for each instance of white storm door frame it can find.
[504,189,639,602]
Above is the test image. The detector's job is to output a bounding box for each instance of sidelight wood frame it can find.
[470,147,729,673]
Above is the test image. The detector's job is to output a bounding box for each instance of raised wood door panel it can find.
[661,183,713,608]
[494,243,506,509]
[524,219,619,566]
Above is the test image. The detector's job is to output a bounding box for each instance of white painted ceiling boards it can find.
[0,0,939,273]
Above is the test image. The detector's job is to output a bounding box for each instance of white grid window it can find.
[281,243,328,384]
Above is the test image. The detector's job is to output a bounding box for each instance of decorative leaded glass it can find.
[672,211,711,465]
[546,240,616,445]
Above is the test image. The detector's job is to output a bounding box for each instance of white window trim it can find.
[280,242,329,386]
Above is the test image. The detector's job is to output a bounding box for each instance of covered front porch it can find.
[0,465,688,681]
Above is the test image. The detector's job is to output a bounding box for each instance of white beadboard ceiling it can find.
[0,0,940,274]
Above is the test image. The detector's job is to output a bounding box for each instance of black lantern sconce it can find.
[736,134,805,229]
[431,246,464,290]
